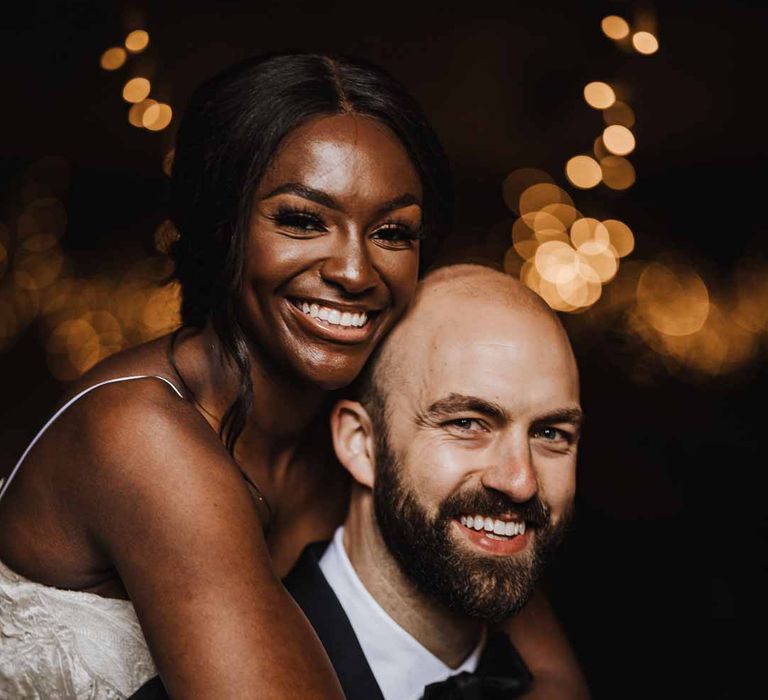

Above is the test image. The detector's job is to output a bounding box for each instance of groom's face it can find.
[371,301,581,621]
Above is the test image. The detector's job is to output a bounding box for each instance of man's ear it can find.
[330,400,376,489]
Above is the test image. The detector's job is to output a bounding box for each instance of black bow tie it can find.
[422,670,529,700]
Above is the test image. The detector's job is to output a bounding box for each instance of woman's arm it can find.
[77,381,345,699]
[503,589,590,699]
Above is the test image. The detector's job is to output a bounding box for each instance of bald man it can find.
[133,265,585,700]
[289,264,584,699]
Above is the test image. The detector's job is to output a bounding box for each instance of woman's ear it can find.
[330,400,376,489]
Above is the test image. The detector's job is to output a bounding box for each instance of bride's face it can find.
[241,113,423,389]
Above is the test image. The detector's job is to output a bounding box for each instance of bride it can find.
[0,52,587,698]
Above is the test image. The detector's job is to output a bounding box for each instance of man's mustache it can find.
[439,488,551,529]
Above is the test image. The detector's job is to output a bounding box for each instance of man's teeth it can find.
[459,515,526,537]
[299,302,368,328]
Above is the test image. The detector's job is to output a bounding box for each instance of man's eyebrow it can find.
[259,183,422,216]
[419,393,509,424]
[532,408,585,433]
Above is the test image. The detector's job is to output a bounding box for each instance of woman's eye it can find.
[372,224,421,246]
[272,211,327,232]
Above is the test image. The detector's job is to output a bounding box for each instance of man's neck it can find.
[342,503,483,668]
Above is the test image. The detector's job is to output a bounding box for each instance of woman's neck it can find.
[174,323,327,454]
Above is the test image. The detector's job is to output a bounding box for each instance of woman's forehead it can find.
[256,113,422,202]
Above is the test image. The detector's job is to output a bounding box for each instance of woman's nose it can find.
[320,234,379,295]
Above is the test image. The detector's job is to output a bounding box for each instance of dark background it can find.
[1,2,765,698]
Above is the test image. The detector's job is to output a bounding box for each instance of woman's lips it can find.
[285,298,380,345]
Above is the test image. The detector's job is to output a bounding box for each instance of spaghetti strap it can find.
[0,375,184,502]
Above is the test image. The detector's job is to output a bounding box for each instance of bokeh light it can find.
[142,103,173,131]
[583,82,616,109]
[128,99,157,127]
[632,31,659,55]
[502,168,554,213]
[636,262,709,336]
[122,77,151,104]
[100,47,127,71]
[519,183,574,216]
[602,125,636,156]
[125,30,150,53]
[601,15,630,40]
[603,101,636,128]
[602,219,635,258]
[565,155,602,189]
[600,156,636,190]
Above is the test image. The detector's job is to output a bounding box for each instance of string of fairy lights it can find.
[0,12,766,381]
[100,30,174,132]
[500,11,767,377]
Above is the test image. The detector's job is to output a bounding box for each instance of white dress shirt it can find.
[319,526,485,700]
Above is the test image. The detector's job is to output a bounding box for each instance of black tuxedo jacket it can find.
[129,542,532,700]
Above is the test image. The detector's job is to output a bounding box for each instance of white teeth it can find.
[298,301,369,328]
[460,514,526,538]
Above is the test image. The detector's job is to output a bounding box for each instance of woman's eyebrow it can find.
[260,183,422,216]
[260,183,340,210]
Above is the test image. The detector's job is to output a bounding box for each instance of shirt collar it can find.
[319,526,485,700]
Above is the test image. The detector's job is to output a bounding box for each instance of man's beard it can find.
[372,430,573,623]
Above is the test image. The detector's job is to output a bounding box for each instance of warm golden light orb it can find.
[129,99,157,127]
[583,81,616,109]
[603,125,636,156]
[601,15,630,40]
[122,77,151,104]
[600,156,636,190]
[519,183,574,216]
[125,30,150,53]
[565,155,602,189]
[143,103,173,131]
[100,47,127,71]
[602,219,635,257]
[637,263,709,336]
[502,168,554,213]
[603,101,636,128]
[632,31,659,55]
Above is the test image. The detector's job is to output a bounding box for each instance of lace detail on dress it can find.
[0,558,156,699]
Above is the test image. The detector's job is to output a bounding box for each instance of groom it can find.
[134,264,582,699]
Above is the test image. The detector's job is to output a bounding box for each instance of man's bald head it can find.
[357,264,575,420]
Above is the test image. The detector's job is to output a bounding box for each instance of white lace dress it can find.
[0,376,182,699]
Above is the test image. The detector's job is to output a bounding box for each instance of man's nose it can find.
[320,233,379,295]
[479,434,539,503]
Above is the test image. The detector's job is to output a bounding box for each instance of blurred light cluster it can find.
[589,258,768,377]
[0,157,180,381]
[501,11,657,313]
[601,14,659,55]
[100,28,173,132]
[502,168,634,312]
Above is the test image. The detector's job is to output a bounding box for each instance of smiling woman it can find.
[0,53,585,699]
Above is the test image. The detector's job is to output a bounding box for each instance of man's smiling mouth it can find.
[459,514,527,540]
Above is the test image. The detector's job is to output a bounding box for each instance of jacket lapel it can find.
[283,541,386,700]
[474,630,533,696]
